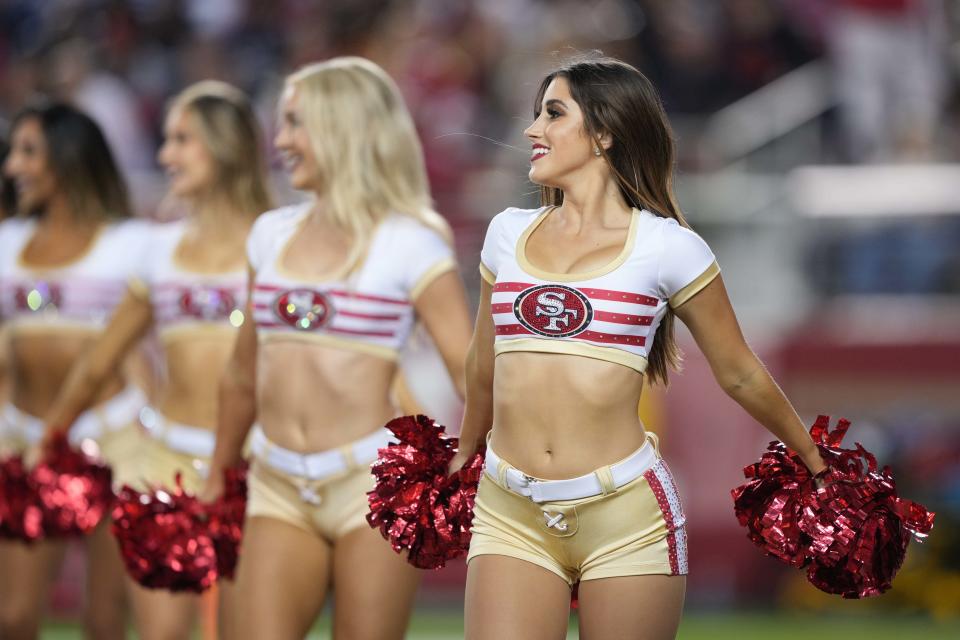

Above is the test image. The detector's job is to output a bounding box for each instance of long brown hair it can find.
[535,55,689,385]
[169,81,272,217]
[11,102,132,220]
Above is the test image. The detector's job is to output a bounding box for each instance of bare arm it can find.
[449,278,495,471]
[203,267,258,499]
[44,289,153,433]
[674,275,826,474]
[412,269,473,400]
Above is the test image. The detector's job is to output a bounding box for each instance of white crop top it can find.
[130,220,247,342]
[247,203,457,361]
[480,206,720,373]
[0,217,148,334]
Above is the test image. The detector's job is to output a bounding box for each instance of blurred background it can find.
[1,0,959,637]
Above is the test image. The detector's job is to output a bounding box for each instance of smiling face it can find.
[524,76,599,189]
[157,106,218,199]
[274,84,322,192]
[2,117,58,213]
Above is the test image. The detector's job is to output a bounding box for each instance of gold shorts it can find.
[246,456,376,542]
[467,442,688,585]
[97,423,150,491]
[121,429,210,494]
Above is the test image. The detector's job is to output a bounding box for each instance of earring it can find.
[593,147,602,157]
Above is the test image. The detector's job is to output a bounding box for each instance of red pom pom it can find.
[0,435,112,542]
[207,464,248,581]
[732,415,935,598]
[34,435,114,537]
[0,455,44,541]
[731,442,814,568]
[112,465,248,593]
[367,415,485,570]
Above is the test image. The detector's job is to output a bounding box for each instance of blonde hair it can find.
[286,57,450,270]
[169,81,272,218]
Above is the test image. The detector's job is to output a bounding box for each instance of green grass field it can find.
[39,610,960,639]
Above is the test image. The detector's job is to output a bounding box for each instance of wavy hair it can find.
[535,55,691,385]
[286,57,450,271]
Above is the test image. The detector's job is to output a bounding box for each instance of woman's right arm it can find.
[449,277,495,473]
[44,290,153,436]
[203,267,258,500]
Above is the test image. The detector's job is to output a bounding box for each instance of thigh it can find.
[465,555,571,640]
[127,580,198,640]
[217,580,239,640]
[0,539,65,634]
[577,574,685,640]
[331,525,421,640]
[232,516,331,640]
[83,522,129,635]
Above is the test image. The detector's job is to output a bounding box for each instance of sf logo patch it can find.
[179,286,236,320]
[514,284,592,337]
[274,289,333,331]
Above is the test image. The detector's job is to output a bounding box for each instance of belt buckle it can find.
[522,474,547,503]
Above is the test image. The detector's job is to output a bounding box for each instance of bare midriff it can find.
[158,336,236,430]
[9,332,124,418]
[491,351,648,480]
[256,340,397,453]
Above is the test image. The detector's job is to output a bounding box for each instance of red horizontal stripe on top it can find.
[252,285,408,306]
[490,302,514,314]
[593,310,653,326]
[328,326,396,338]
[491,282,658,307]
[495,324,532,335]
[154,282,242,290]
[579,330,645,346]
[493,282,535,293]
[328,290,408,306]
[253,321,395,339]
[336,309,403,321]
[580,288,658,307]
[494,324,645,347]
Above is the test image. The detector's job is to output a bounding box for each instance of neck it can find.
[556,170,631,228]
[188,189,253,235]
[39,193,92,230]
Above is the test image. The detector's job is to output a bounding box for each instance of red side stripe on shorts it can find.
[644,464,685,576]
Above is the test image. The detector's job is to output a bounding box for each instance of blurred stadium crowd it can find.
[1,0,959,620]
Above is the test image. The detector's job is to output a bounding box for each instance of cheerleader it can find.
[44,81,272,639]
[450,56,828,640]
[0,103,146,639]
[202,57,472,640]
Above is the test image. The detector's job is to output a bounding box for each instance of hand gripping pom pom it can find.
[0,434,112,542]
[112,465,248,593]
[732,415,935,598]
[367,415,485,570]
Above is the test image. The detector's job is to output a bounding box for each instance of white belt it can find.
[251,426,393,481]
[1,386,146,446]
[138,407,216,459]
[484,435,659,503]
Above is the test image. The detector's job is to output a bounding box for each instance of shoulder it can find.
[251,202,309,238]
[99,217,161,250]
[637,210,711,248]
[490,205,544,234]
[0,217,34,247]
[0,216,35,237]
[379,212,449,245]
